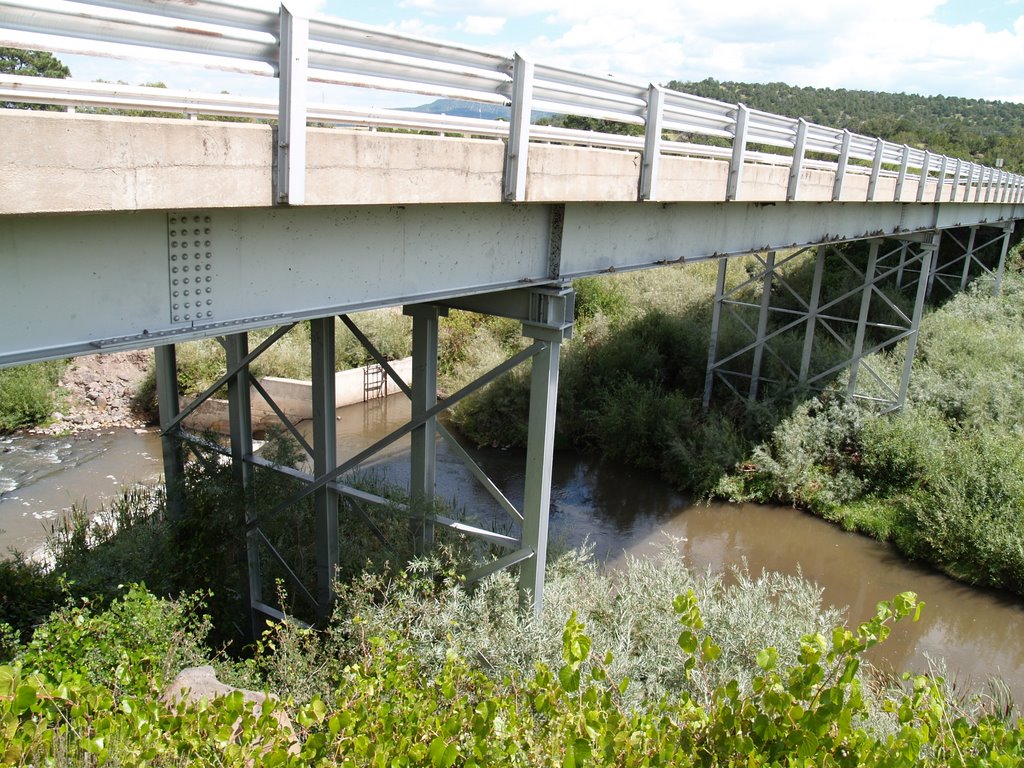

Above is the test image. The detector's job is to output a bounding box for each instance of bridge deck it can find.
[2,110,1023,368]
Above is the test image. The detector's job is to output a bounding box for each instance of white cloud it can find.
[457,15,506,36]
[386,17,445,38]
[502,0,1024,102]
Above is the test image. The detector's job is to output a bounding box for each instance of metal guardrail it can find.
[1,0,1022,207]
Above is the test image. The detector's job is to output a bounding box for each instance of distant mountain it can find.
[404,98,554,122]
[670,78,1024,172]
[404,99,510,120]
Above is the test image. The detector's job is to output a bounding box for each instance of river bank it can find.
[5,395,1024,704]
[22,350,151,435]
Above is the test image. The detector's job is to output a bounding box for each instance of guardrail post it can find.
[503,53,534,202]
[639,84,665,201]
[934,156,948,202]
[726,103,749,201]
[277,2,309,206]
[832,129,852,200]
[787,118,808,201]
[975,167,986,202]
[916,151,931,202]
[895,144,910,200]
[962,163,973,202]
[867,137,884,201]
[950,158,962,202]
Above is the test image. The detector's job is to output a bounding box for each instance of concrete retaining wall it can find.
[182,357,412,434]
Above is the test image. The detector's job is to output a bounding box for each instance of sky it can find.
[58,0,1024,106]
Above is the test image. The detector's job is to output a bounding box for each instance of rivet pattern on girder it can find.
[168,213,215,324]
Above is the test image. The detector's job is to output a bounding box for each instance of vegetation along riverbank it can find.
[452,238,1024,600]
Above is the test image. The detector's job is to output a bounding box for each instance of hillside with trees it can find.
[670,77,1024,172]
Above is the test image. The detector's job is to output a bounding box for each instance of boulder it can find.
[161,666,299,756]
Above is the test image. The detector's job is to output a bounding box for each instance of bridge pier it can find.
[406,305,443,554]
[155,285,573,629]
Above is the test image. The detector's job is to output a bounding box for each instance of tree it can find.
[1,48,70,111]
[0,47,70,78]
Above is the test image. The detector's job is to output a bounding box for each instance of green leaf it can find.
[678,630,698,655]
[559,665,581,693]
[757,647,778,671]
[429,736,457,768]
[13,685,37,714]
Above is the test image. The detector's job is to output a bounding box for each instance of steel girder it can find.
[2,201,1022,368]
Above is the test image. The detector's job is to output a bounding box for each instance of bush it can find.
[0,360,65,433]
[0,555,62,657]
[16,585,210,695]
[9,579,1020,766]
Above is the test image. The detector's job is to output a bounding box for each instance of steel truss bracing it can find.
[924,222,1017,299]
[155,285,574,629]
[704,236,944,412]
[703,223,1017,410]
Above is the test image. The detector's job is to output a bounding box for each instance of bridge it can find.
[2,0,1023,627]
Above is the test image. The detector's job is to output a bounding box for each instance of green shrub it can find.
[898,428,1024,592]
[16,585,210,695]
[0,555,62,657]
[0,360,65,433]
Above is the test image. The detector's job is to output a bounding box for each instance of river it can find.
[3,395,1023,701]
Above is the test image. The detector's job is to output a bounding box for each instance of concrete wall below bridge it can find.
[182,357,413,434]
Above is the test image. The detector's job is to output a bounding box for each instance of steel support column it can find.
[798,245,826,384]
[894,242,909,289]
[224,332,261,638]
[406,305,442,554]
[518,326,562,617]
[702,258,728,407]
[155,343,184,522]
[748,251,776,400]
[993,222,1016,296]
[310,317,338,621]
[925,231,943,298]
[847,241,879,395]
[959,226,979,291]
[897,236,936,406]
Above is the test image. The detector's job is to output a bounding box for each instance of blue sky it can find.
[59,0,1024,104]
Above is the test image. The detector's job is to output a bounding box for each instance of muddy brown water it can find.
[3,395,1023,701]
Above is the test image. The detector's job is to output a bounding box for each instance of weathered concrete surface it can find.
[526,145,640,202]
[1,109,272,214]
[305,129,504,205]
[182,357,413,433]
[2,109,978,214]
